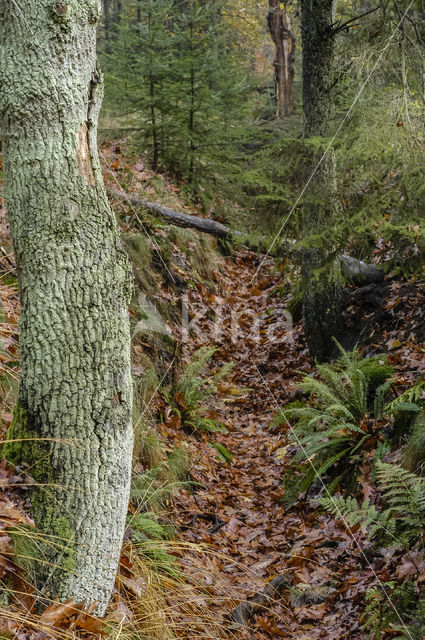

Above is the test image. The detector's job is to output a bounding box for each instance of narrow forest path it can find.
[2,147,425,639]
[167,250,378,640]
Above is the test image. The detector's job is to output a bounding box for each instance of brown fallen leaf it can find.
[39,599,82,626]
[75,615,107,634]
[295,603,327,622]
[0,501,35,527]
[118,574,146,598]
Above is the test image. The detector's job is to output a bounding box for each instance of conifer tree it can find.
[103,0,257,193]
[300,0,345,361]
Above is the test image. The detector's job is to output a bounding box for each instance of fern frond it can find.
[321,495,389,537]
[129,512,171,540]
[403,411,425,474]
[385,381,425,414]
[171,346,233,432]
[277,346,404,500]
[376,462,425,526]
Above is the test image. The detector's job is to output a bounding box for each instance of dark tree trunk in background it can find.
[103,0,122,51]
[103,0,112,51]
[301,0,345,361]
[267,0,295,118]
[0,0,133,614]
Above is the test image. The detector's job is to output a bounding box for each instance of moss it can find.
[2,404,52,483]
[9,526,43,583]
[357,355,395,393]
[2,274,18,287]
[167,446,189,481]
[3,405,75,579]
[10,499,76,582]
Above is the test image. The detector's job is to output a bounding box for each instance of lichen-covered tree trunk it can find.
[300,0,344,361]
[267,0,295,118]
[0,0,133,614]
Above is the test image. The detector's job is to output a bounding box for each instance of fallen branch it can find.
[108,189,232,238]
[109,189,386,286]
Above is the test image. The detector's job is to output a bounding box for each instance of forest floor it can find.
[160,248,424,640]
[2,145,425,638]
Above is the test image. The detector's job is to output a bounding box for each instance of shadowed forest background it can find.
[2,0,425,638]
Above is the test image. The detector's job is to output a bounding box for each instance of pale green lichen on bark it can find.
[0,0,134,614]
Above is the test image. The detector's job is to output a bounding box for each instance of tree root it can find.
[229,575,291,630]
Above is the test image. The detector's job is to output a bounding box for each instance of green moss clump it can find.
[2,404,52,483]
[357,355,395,393]
[10,496,76,582]
[3,404,76,580]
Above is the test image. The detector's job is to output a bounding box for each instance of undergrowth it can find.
[275,344,424,504]
[323,462,425,639]
[162,346,233,433]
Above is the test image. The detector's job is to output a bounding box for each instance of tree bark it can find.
[301,0,345,361]
[0,0,133,614]
[267,0,295,118]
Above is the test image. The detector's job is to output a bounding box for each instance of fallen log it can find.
[340,254,384,285]
[108,189,231,238]
[109,189,386,286]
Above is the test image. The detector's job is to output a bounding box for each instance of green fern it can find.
[274,345,397,501]
[362,582,420,640]
[392,597,425,639]
[130,466,176,510]
[376,463,425,534]
[128,512,172,541]
[361,583,392,640]
[322,462,425,549]
[320,495,394,539]
[128,512,179,577]
[130,452,191,512]
[387,381,425,444]
[384,380,425,415]
[177,346,232,406]
[166,346,233,432]
[403,411,425,474]
[275,345,425,503]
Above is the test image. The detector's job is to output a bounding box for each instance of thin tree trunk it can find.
[0,0,133,614]
[147,4,159,170]
[267,0,296,118]
[150,78,159,171]
[136,0,142,34]
[103,0,112,52]
[301,0,345,361]
[113,0,122,35]
[188,18,195,182]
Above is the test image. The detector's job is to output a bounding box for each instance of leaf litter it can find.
[1,147,425,638]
